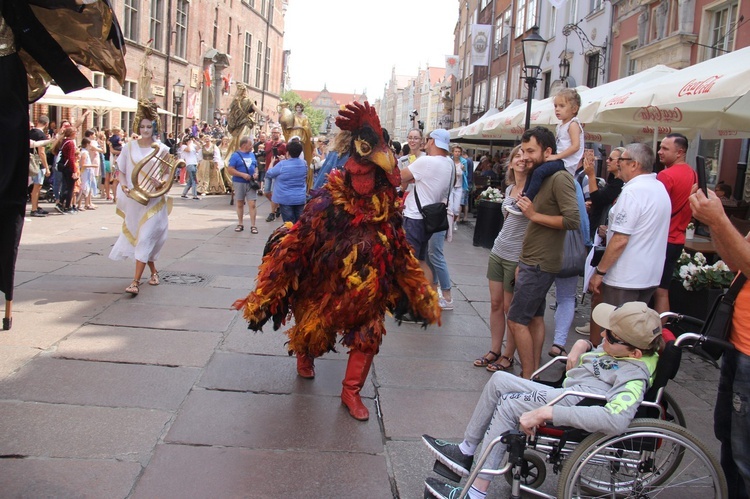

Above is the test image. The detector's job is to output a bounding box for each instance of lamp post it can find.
[521,26,548,131]
[172,79,185,137]
[559,57,570,84]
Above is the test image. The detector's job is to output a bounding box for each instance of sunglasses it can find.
[617,156,635,163]
[605,329,635,348]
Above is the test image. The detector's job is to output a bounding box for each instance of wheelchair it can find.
[424,313,730,498]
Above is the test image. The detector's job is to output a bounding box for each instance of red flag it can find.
[204,69,211,87]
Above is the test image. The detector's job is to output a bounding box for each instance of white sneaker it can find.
[453,224,458,231]
[575,324,590,335]
[439,298,454,310]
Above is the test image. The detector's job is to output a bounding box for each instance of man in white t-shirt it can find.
[588,142,670,343]
[400,129,453,284]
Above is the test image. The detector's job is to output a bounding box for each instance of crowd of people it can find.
[23,94,749,497]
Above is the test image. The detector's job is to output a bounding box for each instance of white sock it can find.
[459,440,477,456]
[467,486,487,499]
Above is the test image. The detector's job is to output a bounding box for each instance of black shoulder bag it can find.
[700,272,747,360]
[414,160,455,235]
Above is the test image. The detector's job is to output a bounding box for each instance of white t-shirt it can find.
[604,173,671,289]
[403,155,453,220]
[557,117,584,175]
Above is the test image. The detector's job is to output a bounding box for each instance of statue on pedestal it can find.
[655,0,670,40]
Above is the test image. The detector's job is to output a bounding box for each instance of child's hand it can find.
[566,339,590,371]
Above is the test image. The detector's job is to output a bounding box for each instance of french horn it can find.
[128,143,185,205]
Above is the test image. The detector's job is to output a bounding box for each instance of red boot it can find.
[341,350,374,421]
[296,352,315,379]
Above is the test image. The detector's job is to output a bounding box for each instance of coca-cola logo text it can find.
[584,133,602,142]
[678,76,722,97]
[718,130,738,137]
[640,126,674,134]
[635,106,683,123]
[510,126,525,135]
[605,92,634,107]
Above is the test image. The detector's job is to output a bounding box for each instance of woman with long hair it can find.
[475,145,530,372]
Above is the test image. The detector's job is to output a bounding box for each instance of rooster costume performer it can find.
[232,102,441,421]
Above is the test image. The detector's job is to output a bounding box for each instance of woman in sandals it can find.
[109,101,171,295]
[474,146,529,373]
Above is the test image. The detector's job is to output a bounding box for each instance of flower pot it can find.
[668,279,725,321]
[685,228,695,239]
[473,200,504,249]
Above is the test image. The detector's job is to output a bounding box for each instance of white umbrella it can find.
[37,85,173,115]
[594,46,750,135]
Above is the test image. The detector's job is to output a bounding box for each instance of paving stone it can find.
[0,457,141,498]
[379,387,479,440]
[166,390,382,453]
[198,351,373,397]
[0,401,170,462]
[0,313,79,349]
[53,325,221,367]
[378,330,490,362]
[460,283,492,302]
[10,289,121,317]
[0,357,200,410]
[165,260,258,278]
[87,301,235,333]
[0,346,38,378]
[375,357,490,391]
[132,284,243,309]
[17,274,127,294]
[132,444,392,499]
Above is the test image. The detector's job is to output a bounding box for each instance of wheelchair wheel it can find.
[557,419,727,498]
[504,450,546,489]
[663,390,686,428]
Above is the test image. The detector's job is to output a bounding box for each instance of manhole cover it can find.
[159,272,211,286]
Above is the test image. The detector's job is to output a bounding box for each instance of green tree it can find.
[280,90,326,136]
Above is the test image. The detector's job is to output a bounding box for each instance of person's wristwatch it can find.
[595,266,607,276]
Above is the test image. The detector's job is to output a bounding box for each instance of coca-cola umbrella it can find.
[593,46,750,137]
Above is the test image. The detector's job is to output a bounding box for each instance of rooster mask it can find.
[336,101,399,195]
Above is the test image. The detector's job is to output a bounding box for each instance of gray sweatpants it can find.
[464,372,583,479]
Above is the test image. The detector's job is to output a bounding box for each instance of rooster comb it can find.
[336,101,382,133]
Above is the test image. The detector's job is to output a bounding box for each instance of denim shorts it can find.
[404,216,430,261]
[507,262,557,325]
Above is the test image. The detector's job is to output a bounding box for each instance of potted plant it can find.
[669,250,735,320]
[473,187,505,248]
[685,221,695,239]
[477,187,504,203]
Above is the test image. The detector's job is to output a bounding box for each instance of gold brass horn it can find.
[129,143,185,205]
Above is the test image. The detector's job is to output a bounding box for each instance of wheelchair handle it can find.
[673,331,735,353]
[660,311,705,329]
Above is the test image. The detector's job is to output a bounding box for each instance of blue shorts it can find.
[30,168,45,185]
[404,216,430,261]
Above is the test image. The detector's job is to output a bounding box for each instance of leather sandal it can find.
[548,344,567,358]
[487,355,514,372]
[235,225,244,232]
[250,226,258,234]
[473,350,500,367]
[126,280,140,295]
[148,272,160,286]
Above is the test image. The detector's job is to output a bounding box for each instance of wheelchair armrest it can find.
[531,355,567,380]
[544,390,608,408]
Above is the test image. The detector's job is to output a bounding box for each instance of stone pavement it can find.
[0,189,720,498]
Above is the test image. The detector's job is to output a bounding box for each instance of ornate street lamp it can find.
[559,57,571,82]
[172,79,185,136]
[521,26,548,130]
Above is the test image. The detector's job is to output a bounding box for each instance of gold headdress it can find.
[132,99,160,137]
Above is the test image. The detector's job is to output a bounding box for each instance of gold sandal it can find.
[126,280,140,295]
[148,272,160,286]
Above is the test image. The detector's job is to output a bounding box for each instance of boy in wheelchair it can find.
[423,301,664,499]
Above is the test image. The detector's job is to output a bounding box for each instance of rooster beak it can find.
[370,148,396,174]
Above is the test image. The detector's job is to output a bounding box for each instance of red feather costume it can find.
[232,102,440,420]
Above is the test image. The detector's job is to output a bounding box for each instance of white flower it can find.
[694,252,707,265]
[713,260,730,272]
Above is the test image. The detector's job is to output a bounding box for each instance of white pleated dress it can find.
[109,141,172,263]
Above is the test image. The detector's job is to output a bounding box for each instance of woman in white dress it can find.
[109,101,171,295]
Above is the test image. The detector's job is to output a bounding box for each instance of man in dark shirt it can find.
[29,116,51,217]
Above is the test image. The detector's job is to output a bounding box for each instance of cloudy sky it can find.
[283,0,459,99]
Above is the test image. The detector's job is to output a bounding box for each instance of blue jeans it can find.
[715,347,750,498]
[53,169,63,200]
[182,164,197,197]
[553,275,578,346]
[279,204,304,224]
[428,231,451,291]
